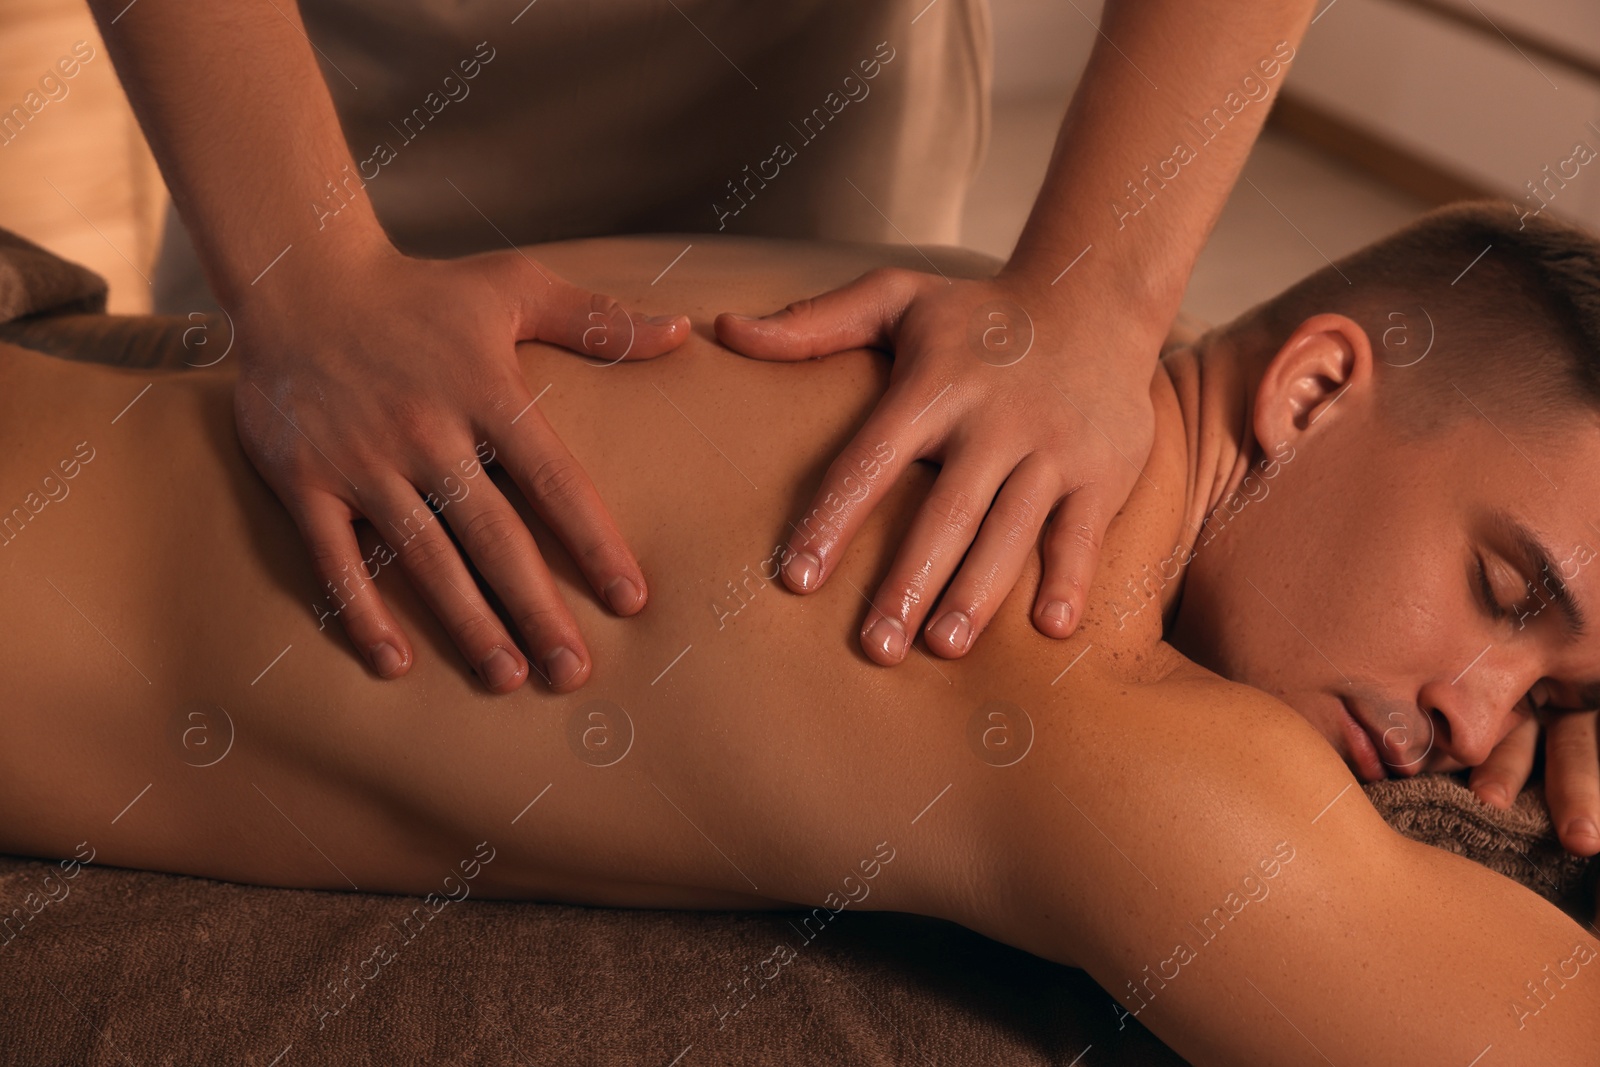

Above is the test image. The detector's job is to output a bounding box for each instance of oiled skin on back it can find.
[0,235,1195,956]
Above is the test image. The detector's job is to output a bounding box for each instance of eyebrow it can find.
[1487,511,1600,710]
[1490,509,1588,640]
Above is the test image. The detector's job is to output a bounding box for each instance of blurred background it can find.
[963,0,1600,323]
[2,0,1597,324]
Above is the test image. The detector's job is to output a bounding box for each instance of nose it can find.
[1416,663,1534,768]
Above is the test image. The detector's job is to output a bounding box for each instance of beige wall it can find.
[1289,0,1600,228]
[1438,0,1600,70]
[987,0,1600,228]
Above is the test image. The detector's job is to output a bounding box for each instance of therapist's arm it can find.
[719,0,1317,664]
[87,0,690,693]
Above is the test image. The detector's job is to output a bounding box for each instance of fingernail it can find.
[1569,817,1599,844]
[480,647,521,689]
[606,575,643,613]
[726,313,758,322]
[784,551,821,592]
[371,642,404,678]
[1040,600,1072,628]
[864,616,906,662]
[929,610,973,654]
[1476,784,1508,808]
[644,314,680,326]
[544,646,582,687]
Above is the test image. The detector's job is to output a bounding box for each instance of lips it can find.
[1338,698,1389,783]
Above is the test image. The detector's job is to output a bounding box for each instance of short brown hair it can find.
[1237,199,1600,441]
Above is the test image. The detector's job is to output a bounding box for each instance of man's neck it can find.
[1151,324,1270,626]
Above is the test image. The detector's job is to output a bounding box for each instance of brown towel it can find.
[0,854,1185,1066]
[1367,775,1595,916]
[0,226,106,321]
[0,226,219,369]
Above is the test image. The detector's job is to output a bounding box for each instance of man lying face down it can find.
[1157,201,1600,821]
[0,202,1598,1065]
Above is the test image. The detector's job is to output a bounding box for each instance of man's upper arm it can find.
[995,672,1600,1066]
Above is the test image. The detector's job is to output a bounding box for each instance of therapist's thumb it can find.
[496,253,690,362]
[714,266,912,361]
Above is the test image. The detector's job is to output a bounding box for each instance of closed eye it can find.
[1476,556,1510,622]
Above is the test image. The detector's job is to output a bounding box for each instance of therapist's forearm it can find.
[1002,0,1317,353]
[86,0,386,310]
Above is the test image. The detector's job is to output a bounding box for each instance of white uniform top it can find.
[156,0,991,308]
[305,0,990,251]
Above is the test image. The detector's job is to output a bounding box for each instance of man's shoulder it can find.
[1050,643,1350,796]
[977,654,1600,1063]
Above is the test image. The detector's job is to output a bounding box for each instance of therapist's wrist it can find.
[202,193,394,312]
[988,255,1177,386]
[1002,233,1182,316]
[219,227,400,337]
[996,249,1173,332]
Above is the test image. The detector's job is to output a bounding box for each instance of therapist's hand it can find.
[234,241,689,693]
[1471,703,1600,857]
[715,266,1157,665]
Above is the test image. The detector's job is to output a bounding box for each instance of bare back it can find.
[0,235,1189,943]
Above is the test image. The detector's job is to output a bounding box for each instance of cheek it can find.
[1171,505,1313,691]
[1361,548,1468,697]
[1331,551,1472,720]
[1175,463,1377,690]
[1176,433,1483,726]
[1333,475,1465,665]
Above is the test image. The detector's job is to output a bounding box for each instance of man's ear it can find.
[1253,313,1374,452]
